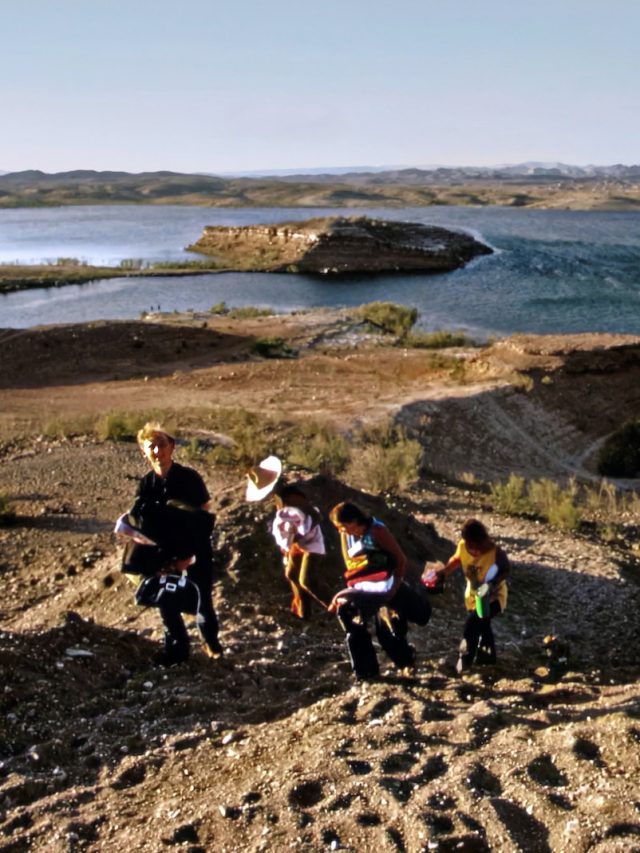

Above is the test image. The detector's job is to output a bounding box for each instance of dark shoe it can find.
[203,638,224,659]
[476,646,497,665]
[154,646,189,667]
[355,673,379,684]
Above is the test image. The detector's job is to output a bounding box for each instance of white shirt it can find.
[272,506,325,555]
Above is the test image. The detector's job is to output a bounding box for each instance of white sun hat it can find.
[245,455,283,502]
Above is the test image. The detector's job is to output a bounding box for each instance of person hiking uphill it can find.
[120,423,222,666]
[329,502,430,682]
[246,456,327,619]
[428,518,509,674]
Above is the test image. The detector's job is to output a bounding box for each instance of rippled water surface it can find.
[1,205,639,337]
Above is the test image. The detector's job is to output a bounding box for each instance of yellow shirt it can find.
[453,539,508,612]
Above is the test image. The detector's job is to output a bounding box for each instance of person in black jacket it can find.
[123,422,222,666]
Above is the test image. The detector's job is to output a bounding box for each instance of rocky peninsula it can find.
[187,216,492,274]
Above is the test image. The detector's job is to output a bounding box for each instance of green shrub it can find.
[251,337,297,359]
[54,257,83,267]
[527,477,582,531]
[287,422,351,475]
[41,414,98,439]
[97,411,159,442]
[206,409,270,468]
[405,329,471,349]
[511,371,534,392]
[210,301,228,315]
[179,437,208,463]
[227,306,274,319]
[356,302,418,337]
[597,421,640,477]
[490,474,527,513]
[346,426,423,493]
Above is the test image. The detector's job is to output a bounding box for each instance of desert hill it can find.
[1,310,640,852]
[1,167,640,209]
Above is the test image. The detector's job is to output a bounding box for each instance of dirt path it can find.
[1,312,640,852]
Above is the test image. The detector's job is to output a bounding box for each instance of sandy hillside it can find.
[1,310,640,853]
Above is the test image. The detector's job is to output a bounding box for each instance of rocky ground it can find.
[1,310,640,853]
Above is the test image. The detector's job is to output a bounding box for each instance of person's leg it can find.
[476,601,502,664]
[457,611,481,674]
[375,610,415,669]
[187,568,222,657]
[375,583,427,670]
[158,589,190,665]
[393,582,432,627]
[285,551,311,619]
[337,602,379,680]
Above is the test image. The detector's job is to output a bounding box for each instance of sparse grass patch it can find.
[251,337,297,359]
[150,259,220,271]
[41,414,99,439]
[356,302,417,337]
[490,474,528,514]
[527,476,582,532]
[227,306,274,319]
[491,474,582,531]
[287,421,351,475]
[96,411,164,442]
[405,330,472,349]
[346,424,423,494]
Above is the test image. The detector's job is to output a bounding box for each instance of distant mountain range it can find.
[218,162,640,182]
[2,163,640,184]
[1,164,639,210]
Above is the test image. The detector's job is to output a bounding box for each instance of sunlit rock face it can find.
[188,215,493,274]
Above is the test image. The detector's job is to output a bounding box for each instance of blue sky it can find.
[2,0,638,173]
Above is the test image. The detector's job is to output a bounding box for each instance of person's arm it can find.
[492,547,510,584]
[371,525,406,599]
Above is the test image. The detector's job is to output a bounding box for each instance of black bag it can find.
[135,574,185,607]
[121,541,169,577]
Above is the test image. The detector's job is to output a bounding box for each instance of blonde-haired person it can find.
[124,423,222,666]
[430,518,509,674]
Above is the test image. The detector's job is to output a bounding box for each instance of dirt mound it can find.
[1,316,640,851]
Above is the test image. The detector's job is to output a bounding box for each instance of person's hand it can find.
[328,594,347,613]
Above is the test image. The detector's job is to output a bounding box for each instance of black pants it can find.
[460,600,502,665]
[337,582,431,679]
[158,560,220,660]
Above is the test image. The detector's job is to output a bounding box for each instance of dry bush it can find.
[287,421,351,475]
[346,425,423,494]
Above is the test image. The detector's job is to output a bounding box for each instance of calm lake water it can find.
[1,205,639,339]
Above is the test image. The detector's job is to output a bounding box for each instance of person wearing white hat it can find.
[245,455,283,502]
[271,482,328,619]
[246,457,327,618]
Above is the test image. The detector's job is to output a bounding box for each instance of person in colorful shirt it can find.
[430,517,509,674]
[329,501,430,681]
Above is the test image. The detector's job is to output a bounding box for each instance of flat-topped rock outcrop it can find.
[187,215,492,273]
